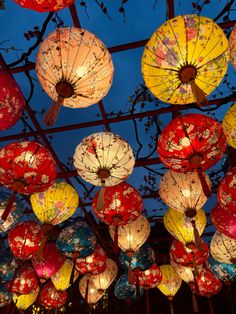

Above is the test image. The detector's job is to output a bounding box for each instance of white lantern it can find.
[210,231,236,264]
[79,276,104,305]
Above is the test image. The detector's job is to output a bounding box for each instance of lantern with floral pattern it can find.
[210,231,236,264]
[0,249,17,283]
[133,263,162,290]
[222,104,236,148]
[170,260,196,284]
[114,273,143,301]
[51,259,79,291]
[79,275,104,305]
[207,256,236,282]
[38,281,67,310]
[13,287,39,311]
[7,266,38,294]
[0,284,12,308]
[229,24,236,69]
[14,0,74,12]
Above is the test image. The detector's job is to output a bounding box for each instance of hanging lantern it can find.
[164,208,206,247]
[14,0,74,12]
[56,219,97,258]
[89,258,118,293]
[51,259,79,291]
[6,266,38,294]
[92,181,143,226]
[217,167,236,215]
[222,104,236,148]
[207,256,236,282]
[0,284,12,308]
[38,281,67,310]
[79,275,104,305]
[36,27,114,126]
[32,242,66,281]
[159,170,211,217]
[170,260,196,284]
[210,231,236,264]
[114,273,143,301]
[211,203,236,240]
[0,69,24,131]
[0,249,17,282]
[12,287,39,311]
[229,24,236,69]
[75,244,107,275]
[8,221,44,260]
[133,263,162,289]
[74,132,135,187]
[30,181,79,226]
[142,15,229,106]
[109,215,150,255]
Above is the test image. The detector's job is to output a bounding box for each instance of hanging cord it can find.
[191,220,203,251]
[208,297,215,314]
[192,292,200,313]
[145,289,151,314]
[169,298,174,314]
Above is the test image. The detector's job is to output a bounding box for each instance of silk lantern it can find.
[0,69,24,130]
[222,104,236,148]
[0,249,17,282]
[12,287,39,311]
[79,275,104,305]
[210,231,236,264]
[133,263,162,289]
[207,256,236,282]
[51,259,79,291]
[170,260,195,284]
[142,15,229,106]
[229,24,236,69]
[14,0,74,12]
[38,281,67,310]
[114,273,144,301]
[7,266,38,294]
[36,27,114,126]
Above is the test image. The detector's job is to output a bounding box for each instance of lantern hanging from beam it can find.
[142,15,229,106]
[79,275,104,305]
[36,27,114,126]
[12,287,39,311]
[51,259,79,291]
[38,281,67,310]
[210,231,236,264]
[207,256,236,282]
[14,0,74,12]
[222,104,236,149]
[114,273,143,301]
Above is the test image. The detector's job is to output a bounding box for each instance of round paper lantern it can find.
[92,181,143,226]
[7,266,38,294]
[109,215,150,255]
[0,284,12,308]
[51,259,79,291]
[38,281,67,310]
[210,231,236,264]
[159,170,211,217]
[8,221,44,260]
[32,243,66,280]
[79,275,104,305]
[74,132,135,187]
[229,24,236,69]
[13,287,39,310]
[142,15,229,106]
[0,69,24,130]
[14,0,74,12]
[217,167,236,215]
[56,219,97,258]
[133,264,162,289]
[157,265,182,299]
[75,244,107,275]
[222,104,236,148]
[114,273,143,300]
[207,256,236,282]
[164,208,206,245]
[36,27,114,126]
[170,260,196,284]
[0,249,17,282]
[211,203,236,240]
[30,181,79,226]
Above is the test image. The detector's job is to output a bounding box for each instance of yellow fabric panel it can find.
[157,265,182,297]
[51,259,79,291]
[222,103,236,148]
[13,287,39,310]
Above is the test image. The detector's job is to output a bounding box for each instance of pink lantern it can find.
[7,266,38,294]
[38,281,67,309]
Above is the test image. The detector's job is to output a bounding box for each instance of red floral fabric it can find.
[7,266,38,294]
[38,281,67,309]
[132,264,162,289]
[14,0,74,12]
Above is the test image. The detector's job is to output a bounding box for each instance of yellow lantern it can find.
[13,287,39,310]
[222,103,236,148]
[210,231,236,264]
[229,24,236,69]
[51,259,79,291]
[164,208,206,246]
[142,15,229,106]
[159,170,211,217]
[36,27,114,126]
[109,215,150,255]
[30,181,79,226]
[79,275,104,305]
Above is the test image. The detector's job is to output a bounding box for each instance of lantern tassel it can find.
[189,79,208,106]
[2,191,17,221]
[114,225,119,255]
[128,260,133,284]
[192,292,200,313]
[208,297,215,314]
[169,299,175,314]
[135,274,141,299]
[85,279,89,304]
[43,96,63,127]
[97,186,105,211]
[145,289,151,314]
[191,220,203,251]
[197,168,211,197]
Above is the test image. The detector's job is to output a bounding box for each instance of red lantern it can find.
[133,264,162,289]
[38,281,67,309]
[0,69,24,130]
[211,203,236,240]
[8,221,44,260]
[92,181,143,226]
[6,266,38,294]
[14,0,74,12]
[75,245,107,275]
[32,243,66,281]
[217,167,236,216]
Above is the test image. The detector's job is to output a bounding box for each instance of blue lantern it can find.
[207,256,236,282]
[56,219,97,258]
[114,273,143,300]
[0,248,17,283]
[0,283,12,307]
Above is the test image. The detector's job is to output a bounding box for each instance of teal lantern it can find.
[114,273,143,300]
[207,256,236,282]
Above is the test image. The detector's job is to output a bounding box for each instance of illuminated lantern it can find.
[0,249,17,283]
[36,27,114,126]
[222,104,236,148]
[13,287,39,311]
[229,24,236,69]
[114,273,143,300]
[164,208,206,246]
[217,167,236,215]
[74,132,135,187]
[207,256,236,282]
[56,219,97,258]
[30,181,79,226]
[75,245,107,275]
[109,215,150,255]
[142,15,229,106]
[38,281,67,310]
[32,243,66,281]
[7,266,38,294]
[8,221,44,260]
[133,264,162,289]
[210,231,236,264]
[79,275,104,305]
[14,0,74,12]
[0,284,12,308]
[51,259,79,291]
[0,69,24,130]
[211,203,236,240]
[92,181,143,226]
[170,260,195,284]
[159,170,211,217]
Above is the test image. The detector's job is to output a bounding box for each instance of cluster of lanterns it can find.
[0,2,236,314]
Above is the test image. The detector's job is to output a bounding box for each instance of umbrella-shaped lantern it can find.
[14,0,74,12]
[210,231,236,264]
[79,275,104,305]
[38,281,67,310]
[0,69,24,130]
[142,14,229,106]
[159,170,211,217]
[114,273,144,301]
[36,27,114,126]
[7,266,38,295]
[222,104,236,149]
[51,259,79,291]
[12,287,39,311]
[207,256,236,282]
[0,284,12,308]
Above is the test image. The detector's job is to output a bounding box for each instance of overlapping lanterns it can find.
[222,104,236,149]
[7,266,38,294]
[208,256,236,283]
[114,273,144,301]
[79,275,104,306]
[38,281,67,310]
[12,287,40,312]
[14,0,74,12]
[36,27,114,126]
